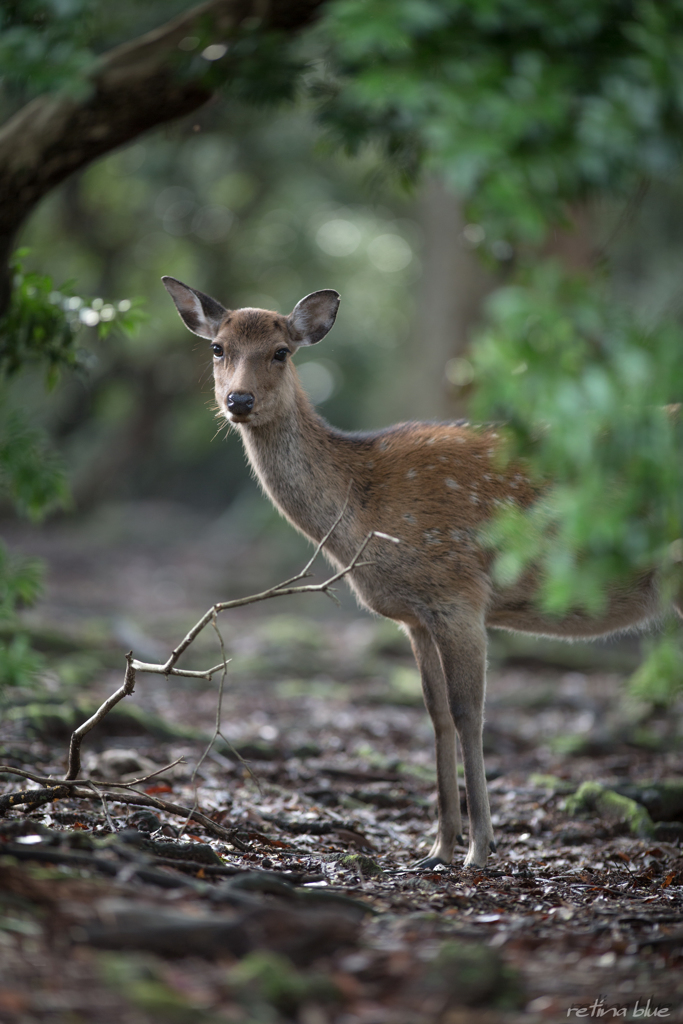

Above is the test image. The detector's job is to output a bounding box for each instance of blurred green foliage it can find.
[0,247,144,684]
[1,249,144,379]
[471,264,683,617]
[0,0,98,104]
[317,0,683,242]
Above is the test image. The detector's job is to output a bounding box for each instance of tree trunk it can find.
[397,178,496,423]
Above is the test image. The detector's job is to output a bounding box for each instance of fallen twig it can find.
[0,785,72,813]
[176,789,199,841]
[0,759,186,792]
[0,767,249,849]
[88,781,118,834]
[65,652,137,780]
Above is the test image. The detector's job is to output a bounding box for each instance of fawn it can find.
[163,277,671,869]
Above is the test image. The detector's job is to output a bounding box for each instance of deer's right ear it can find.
[162,277,227,340]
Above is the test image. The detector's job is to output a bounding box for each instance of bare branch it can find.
[176,790,200,840]
[192,614,230,783]
[131,661,228,679]
[0,766,248,849]
[0,766,74,788]
[142,529,400,679]
[82,788,249,849]
[274,483,352,588]
[88,781,118,833]
[0,758,185,791]
[65,652,136,780]
[123,757,187,787]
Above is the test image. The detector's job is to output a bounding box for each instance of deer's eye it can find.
[273,348,290,362]
[211,344,224,358]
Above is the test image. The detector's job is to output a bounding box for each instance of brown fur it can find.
[163,279,669,869]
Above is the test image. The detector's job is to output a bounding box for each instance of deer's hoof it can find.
[414,855,450,870]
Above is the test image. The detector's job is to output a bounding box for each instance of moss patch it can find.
[564,781,654,837]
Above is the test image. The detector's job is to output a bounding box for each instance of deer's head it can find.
[163,277,340,426]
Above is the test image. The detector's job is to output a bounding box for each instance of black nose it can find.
[227,392,254,414]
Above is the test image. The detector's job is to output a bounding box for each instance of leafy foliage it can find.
[0,406,68,520]
[629,629,683,706]
[317,0,683,242]
[0,0,98,104]
[0,251,144,685]
[0,250,145,381]
[471,265,683,614]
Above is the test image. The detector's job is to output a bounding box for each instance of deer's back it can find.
[322,421,536,621]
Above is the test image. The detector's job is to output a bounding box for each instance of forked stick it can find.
[60,523,398,800]
[65,653,137,780]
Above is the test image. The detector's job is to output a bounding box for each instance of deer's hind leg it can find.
[429,605,494,870]
[407,623,464,868]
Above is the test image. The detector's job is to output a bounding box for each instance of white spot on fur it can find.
[470,494,480,504]
[403,513,417,524]
[423,528,442,545]
[406,468,417,480]
[426,437,436,446]
[445,478,459,490]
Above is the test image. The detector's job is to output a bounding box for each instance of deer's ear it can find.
[162,276,227,340]
[287,289,340,347]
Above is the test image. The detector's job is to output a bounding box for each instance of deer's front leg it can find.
[408,623,463,868]
[432,611,494,869]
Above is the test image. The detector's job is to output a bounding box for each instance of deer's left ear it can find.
[162,276,227,340]
[287,289,340,347]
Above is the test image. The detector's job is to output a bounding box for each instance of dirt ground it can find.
[1,502,682,1023]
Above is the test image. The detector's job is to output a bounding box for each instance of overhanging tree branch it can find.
[0,0,322,315]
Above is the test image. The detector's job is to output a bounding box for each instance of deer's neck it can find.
[238,393,356,557]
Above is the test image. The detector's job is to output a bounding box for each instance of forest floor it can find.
[1,501,682,1024]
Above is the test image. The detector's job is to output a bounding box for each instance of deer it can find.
[163,277,675,870]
